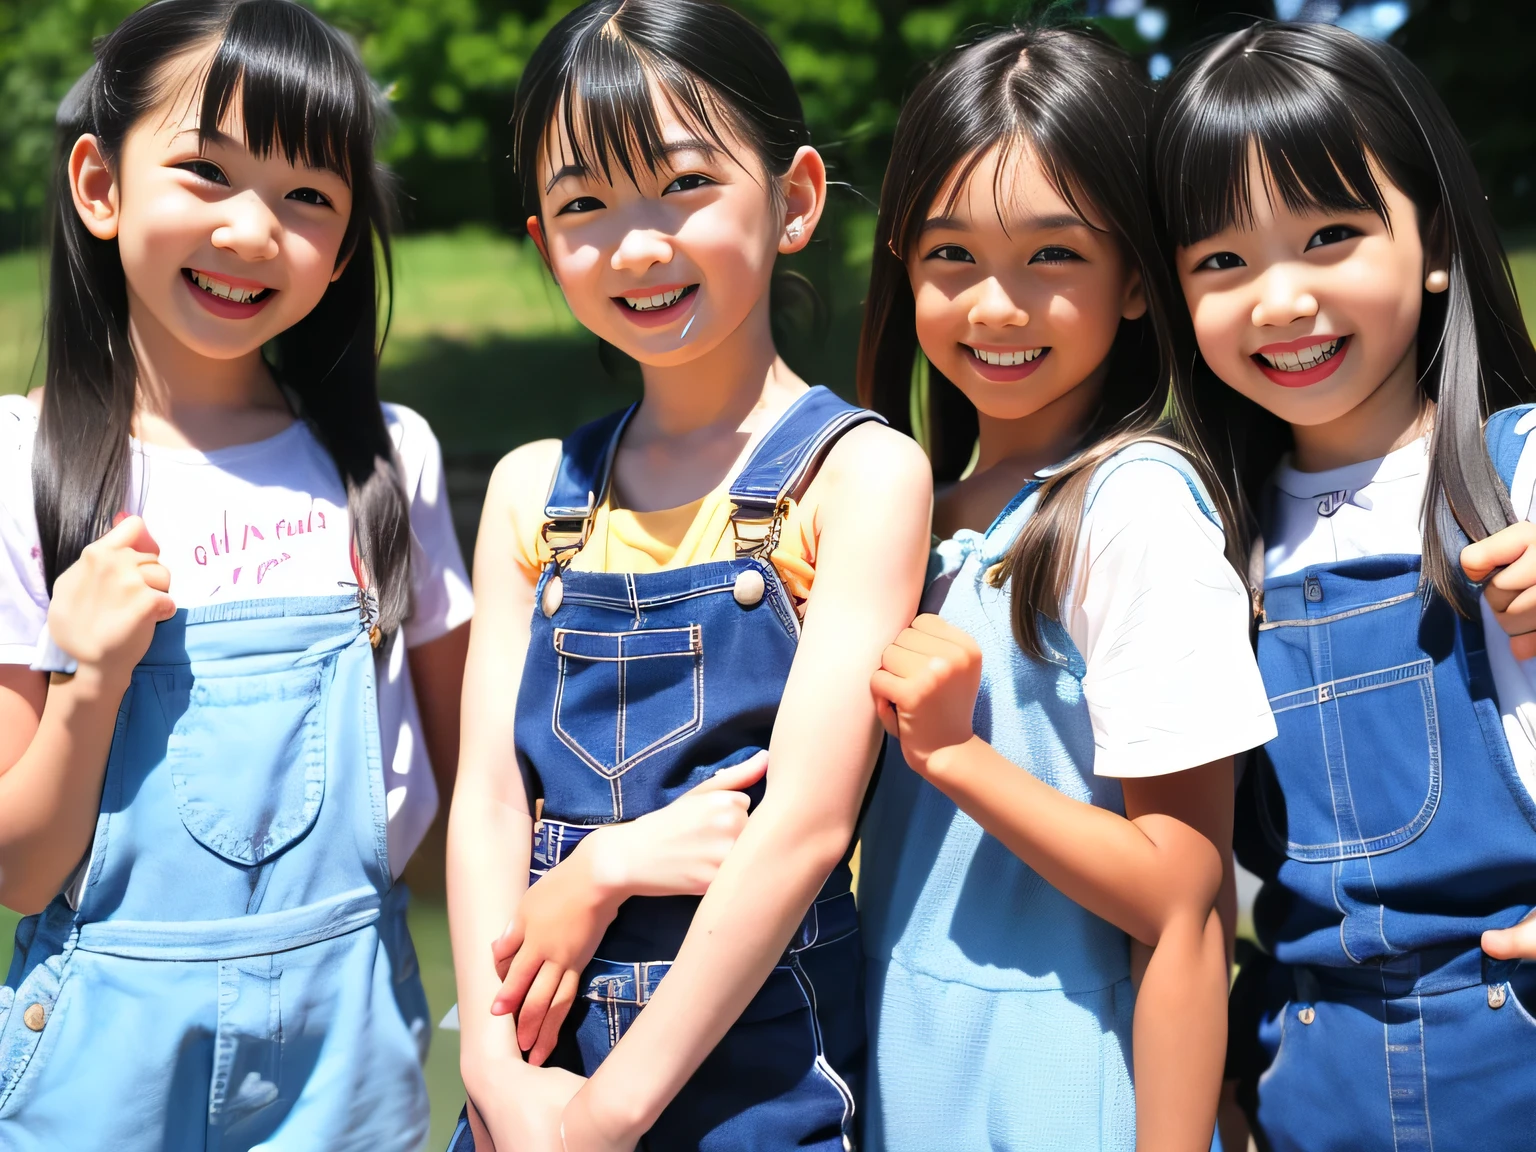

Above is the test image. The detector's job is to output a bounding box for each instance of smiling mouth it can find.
[619,285,697,312]
[183,268,274,305]
[1253,337,1346,373]
[970,346,1049,367]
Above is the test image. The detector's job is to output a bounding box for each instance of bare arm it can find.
[0,517,174,913]
[447,443,583,1151]
[560,424,933,1150]
[408,622,469,802]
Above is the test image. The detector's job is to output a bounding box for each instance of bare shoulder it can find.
[481,438,563,553]
[814,420,932,511]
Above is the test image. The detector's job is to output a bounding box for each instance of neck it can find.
[127,290,286,435]
[628,291,800,442]
[1290,342,1430,472]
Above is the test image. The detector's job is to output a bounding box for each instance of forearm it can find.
[1131,907,1228,1152]
[447,772,534,1078]
[923,737,1223,945]
[0,670,126,913]
[579,791,850,1136]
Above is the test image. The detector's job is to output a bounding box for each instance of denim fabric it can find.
[859,443,1223,1152]
[0,596,430,1151]
[1234,408,1536,1149]
[458,388,880,1151]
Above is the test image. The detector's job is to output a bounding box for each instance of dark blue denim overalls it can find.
[451,386,877,1152]
[1233,407,1536,1152]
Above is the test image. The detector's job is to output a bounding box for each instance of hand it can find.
[869,614,982,777]
[1462,523,1536,658]
[47,515,175,686]
[1483,908,1536,960]
[468,1059,585,1152]
[490,751,768,1064]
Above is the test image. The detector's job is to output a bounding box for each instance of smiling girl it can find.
[0,2,471,1147]
[443,2,930,1150]
[854,26,1274,1152]
[1152,21,1536,1152]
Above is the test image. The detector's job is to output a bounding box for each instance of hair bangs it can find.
[1162,45,1392,248]
[540,26,741,195]
[198,0,373,184]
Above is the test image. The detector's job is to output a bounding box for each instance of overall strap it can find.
[1083,439,1224,530]
[541,404,637,565]
[727,386,884,554]
[1484,403,1536,493]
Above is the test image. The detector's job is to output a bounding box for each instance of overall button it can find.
[1489,984,1508,1009]
[1304,576,1323,603]
[1297,1006,1316,1025]
[733,568,765,607]
[22,1003,46,1031]
[542,575,565,617]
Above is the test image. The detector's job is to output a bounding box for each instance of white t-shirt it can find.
[0,393,473,878]
[1266,429,1536,801]
[1059,457,1277,778]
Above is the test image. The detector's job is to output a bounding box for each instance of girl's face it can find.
[1176,151,1434,429]
[907,142,1145,423]
[70,51,355,362]
[529,92,820,368]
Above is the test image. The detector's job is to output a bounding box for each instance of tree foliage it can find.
[0,0,1531,251]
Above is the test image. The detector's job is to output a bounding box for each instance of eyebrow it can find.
[544,137,723,193]
[173,126,242,150]
[920,212,1090,234]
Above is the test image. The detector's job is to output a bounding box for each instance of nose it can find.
[610,226,674,275]
[210,191,280,262]
[1251,266,1318,328]
[966,277,1029,329]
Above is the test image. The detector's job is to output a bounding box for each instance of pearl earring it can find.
[1425,269,1449,293]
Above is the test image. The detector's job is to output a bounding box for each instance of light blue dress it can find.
[858,444,1224,1152]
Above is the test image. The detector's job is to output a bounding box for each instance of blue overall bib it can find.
[1234,408,1536,1152]
[0,596,431,1151]
[450,386,877,1152]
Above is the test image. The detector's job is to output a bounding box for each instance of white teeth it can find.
[623,287,687,311]
[190,270,266,304]
[970,346,1046,366]
[1258,338,1344,372]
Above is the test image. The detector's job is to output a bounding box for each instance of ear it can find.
[778,146,828,255]
[527,215,552,269]
[70,134,119,241]
[330,245,354,284]
[1120,266,1148,321]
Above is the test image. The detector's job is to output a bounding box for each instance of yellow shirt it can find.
[517,487,819,605]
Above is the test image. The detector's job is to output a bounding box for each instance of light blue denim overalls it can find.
[449,386,878,1152]
[860,443,1224,1152]
[1234,407,1536,1152]
[0,595,431,1150]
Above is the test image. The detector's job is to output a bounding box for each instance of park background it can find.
[2,0,1535,1145]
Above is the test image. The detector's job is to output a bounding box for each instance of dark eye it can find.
[1196,251,1246,271]
[1029,246,1081,264]
[663,173,713,194]
[286,187,332,207]
[1305,224,1360,251]
[178,159,229,186]
[556,196,605,216]
[924,244,975,263]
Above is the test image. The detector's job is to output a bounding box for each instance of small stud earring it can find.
[1425,269,1449,293]
[786,219,803,243]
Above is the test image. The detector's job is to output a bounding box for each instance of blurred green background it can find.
[4,0,1536,1147]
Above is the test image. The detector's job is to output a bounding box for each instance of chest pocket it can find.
[155,660,331,866]
[553,625,704,778]
[1257,601,1442,863]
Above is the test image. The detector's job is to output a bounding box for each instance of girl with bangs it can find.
[1152,21,1536,1151]
[444,1,929,1149]
[0,1,471,1147]
[855,25,1274,1152]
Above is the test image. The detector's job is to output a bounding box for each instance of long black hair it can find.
[40,0,412,630]
[1150,21,1536,612]
[857,24,1242,658]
